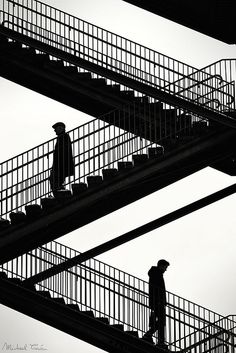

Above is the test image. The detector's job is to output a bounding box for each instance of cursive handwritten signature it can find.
[2,343,48,351]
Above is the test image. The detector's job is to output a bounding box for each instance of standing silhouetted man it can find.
[143,259,170,348]
[49,122,74,196]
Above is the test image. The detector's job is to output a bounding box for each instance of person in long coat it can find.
[49,122,74,196]
[143,259,170,347]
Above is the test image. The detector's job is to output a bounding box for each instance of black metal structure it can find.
[121,0,236,44]
[24,183,236,286]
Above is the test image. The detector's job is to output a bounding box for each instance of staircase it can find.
[0,0,235,128]
[0,241,235,352]
[1,105,236,264]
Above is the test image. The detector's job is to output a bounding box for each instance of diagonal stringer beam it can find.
[23,183,236,286]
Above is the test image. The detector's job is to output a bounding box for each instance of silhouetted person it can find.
[49,122,74,196]
[143,259,170,348]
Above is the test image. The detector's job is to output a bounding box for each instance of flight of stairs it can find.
[0,271,168,353]
[1,122,235,266]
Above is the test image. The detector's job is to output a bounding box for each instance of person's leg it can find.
[49,170,65,196]
[157,306,166,346]
[143,310,158,343]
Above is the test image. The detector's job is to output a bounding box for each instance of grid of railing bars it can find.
[175,316,236,353]
[0,0,234,113]
[201,59,236,104]
[0,99,206,219]
[1,240,235,352]
[0,110,154,218]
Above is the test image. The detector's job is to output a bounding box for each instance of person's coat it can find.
[148,266,166,310]
[52,132,74,177]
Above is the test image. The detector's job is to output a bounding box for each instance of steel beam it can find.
[24,183,236,285]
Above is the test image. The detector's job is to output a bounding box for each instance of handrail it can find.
[0,0,235,114]
[172,314,236,347]
[180,330,232,353]
[199,59,236,80]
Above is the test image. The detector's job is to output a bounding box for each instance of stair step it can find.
[161,138,177,152]
[63,66,78,75]
[72,183,88,196]
[9,211,27,225]
[25,204,42,220]
[192,121,209,136]
[47,60,64,69]
[37,291,51,299]
[0,38,9,49]
[41,197,59,211]
[126,330,139,338]
[22,282,36,292]
[81,310,95,318]
[0,32,8,42]
[178,113,192,127]
[96,317,109,324]
[148,146,164,158]
[34,53,50,64]
[134,96,150,105]
[162,109,178,120]
[77,72,92,80]
[53,297,66,305]
[111,324,124,331]
[102,168,118,181]
[8,277,22,286]
[120,90,135,99]
[0,218,10,231]
[106,84,120,93]
[21,46,37,58]
[54,189,72,200]
[117,161,133,171]
[132,154,148,165]
[148,102,163,111]
[0,272,8,280]
[7,41,22,51]
[87,175,103,187]
[89,78,107,87]
[67,303,80,311]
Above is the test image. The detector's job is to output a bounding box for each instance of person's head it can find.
[52,122,65,135]
[157,259,170,273]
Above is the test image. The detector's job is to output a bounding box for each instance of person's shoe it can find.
[142,333,154,344]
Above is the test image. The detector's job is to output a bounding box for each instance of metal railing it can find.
[201,59,236,100]
[1,240,235,352]
[0,0,235,114]
[0,98,208,220]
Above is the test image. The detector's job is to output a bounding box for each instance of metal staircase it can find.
[0,241,235,353]
[1,103,236,264]
[0,0,236,128]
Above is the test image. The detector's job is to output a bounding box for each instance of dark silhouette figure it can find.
[49,122,74,196]
[143,259,170,348]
